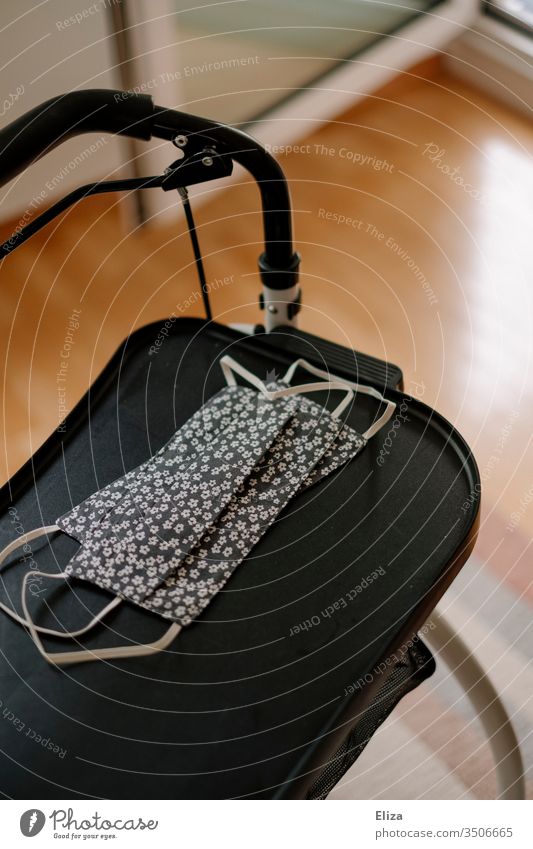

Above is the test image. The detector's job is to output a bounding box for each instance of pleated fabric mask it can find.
[0,356,395,665]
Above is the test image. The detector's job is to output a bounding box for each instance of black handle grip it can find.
[0,90,154,187]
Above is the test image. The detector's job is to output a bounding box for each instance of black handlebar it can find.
[0,90,299,290]
[152,105,296,275]
[0,91,154,185]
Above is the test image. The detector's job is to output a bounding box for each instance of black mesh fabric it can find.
[307,636,435,799]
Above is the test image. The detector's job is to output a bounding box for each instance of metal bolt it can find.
[173,134,188,148]
[202,156,214,167]
[267,305,278,313]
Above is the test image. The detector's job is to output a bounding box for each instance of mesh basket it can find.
[307,636,435,799]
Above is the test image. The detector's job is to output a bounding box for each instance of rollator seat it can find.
[0,318,479,799]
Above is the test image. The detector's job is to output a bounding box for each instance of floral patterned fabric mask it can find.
[0,356,395,665]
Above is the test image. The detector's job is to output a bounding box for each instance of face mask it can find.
[140,386,366,625]
[0,357,395,665]
[59,384,264,543]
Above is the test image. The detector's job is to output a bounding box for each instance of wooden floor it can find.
[0,60,531,798]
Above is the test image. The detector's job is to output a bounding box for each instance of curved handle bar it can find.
[0,90,299,295]
[0,90,154,184]
[151,105,297,277]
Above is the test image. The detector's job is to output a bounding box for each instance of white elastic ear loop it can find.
[1,527,181,666]
[220,355,353,418]
[282,358,397,439]
[20,570,181,666]
[0,525,121,637]
[221,355,269,393]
